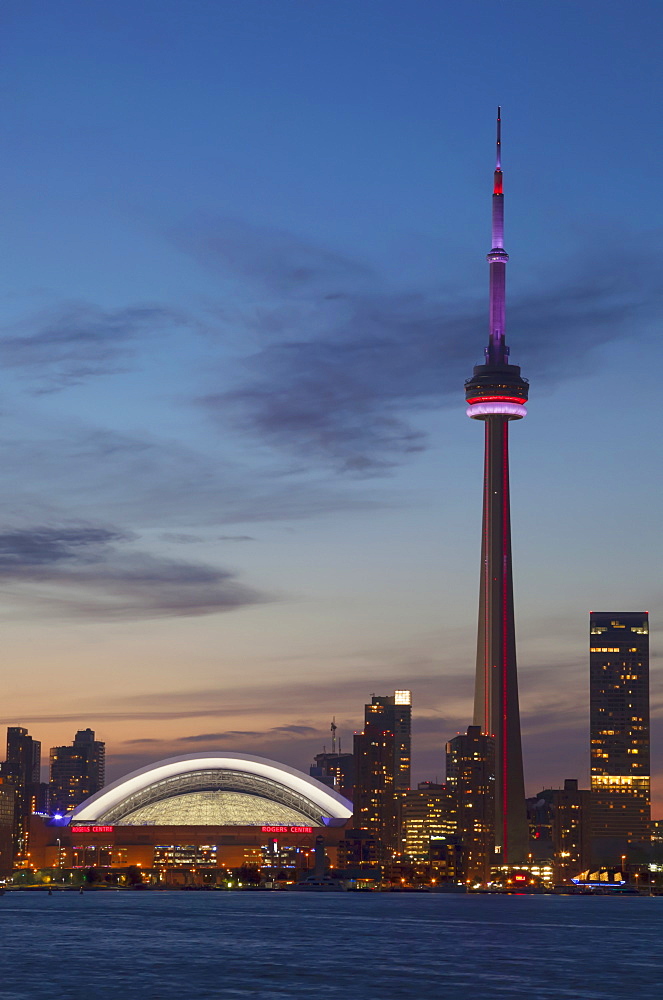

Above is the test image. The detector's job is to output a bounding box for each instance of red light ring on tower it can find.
[466,396,526,405]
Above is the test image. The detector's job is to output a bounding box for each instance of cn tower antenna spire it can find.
[488,106,507,361]
[496,106,502,171]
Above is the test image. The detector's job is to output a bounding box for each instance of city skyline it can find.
[0,2,661,812]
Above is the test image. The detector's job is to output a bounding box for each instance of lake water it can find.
[0,891,660,999]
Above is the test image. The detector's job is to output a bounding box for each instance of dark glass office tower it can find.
[590,612,650,845]
[353,691,411,854]
[464,110,528,863]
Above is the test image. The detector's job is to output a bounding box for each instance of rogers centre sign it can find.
[70,826,114,833]
[261,826,313,834]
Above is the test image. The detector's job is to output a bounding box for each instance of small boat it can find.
[289,875,346,892]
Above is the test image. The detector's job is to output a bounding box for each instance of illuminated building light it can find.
[466,401,527,419]
[466,396,526,405]
[70,825,114,833]
[261,826,313,834]
[592,775,650,788]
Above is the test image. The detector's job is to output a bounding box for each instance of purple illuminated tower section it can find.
[464,109,528,863]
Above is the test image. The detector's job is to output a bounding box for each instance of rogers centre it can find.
[28,752,353,877]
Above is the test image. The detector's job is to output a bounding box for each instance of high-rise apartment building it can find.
[528,779,592,883]
[446,725,495,883]
[552,779,592,883]
[0,780,16,870]
[590,612,650,848]
[400,782,456,859]
[310,752,355,801]
[0,726,41,860]
[50,729,105,814]
[353,691,411,854]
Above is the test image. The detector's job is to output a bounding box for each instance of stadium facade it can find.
[28,753,353,875]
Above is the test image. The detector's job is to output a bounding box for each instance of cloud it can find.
[0,524,265,621]
[159,533,256,545]
[272,724,317,735]
[178,731,263,742]
[177,724,319,743]
[102,721,335,783]
[0,709,245,725]
[190,220,663,474]
[160,533,205,544]
[0,301,190,392]
[0,421,378,531]
[0,525,129,567]
[174,216,374,297]
[161,534,257,544]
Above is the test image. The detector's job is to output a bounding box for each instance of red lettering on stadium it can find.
[70,826,114,833]
[261,826,313,834]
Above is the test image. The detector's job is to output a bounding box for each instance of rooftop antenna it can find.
[331,717,337,754]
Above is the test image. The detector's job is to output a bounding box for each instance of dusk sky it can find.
[1,1,662,810]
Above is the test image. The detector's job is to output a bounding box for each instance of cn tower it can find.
[464,109,528,863]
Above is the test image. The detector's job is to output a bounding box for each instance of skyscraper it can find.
[589,612,650,848]
[0,726,41,860]
[353,691,411,853]
[464,109,528,863]
[446,725,495,882]
[49,729,106,814]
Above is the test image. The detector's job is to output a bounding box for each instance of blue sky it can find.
[0,0,661,808]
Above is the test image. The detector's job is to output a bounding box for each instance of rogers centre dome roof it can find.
[70,752,353,828]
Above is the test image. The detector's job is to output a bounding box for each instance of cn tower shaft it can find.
[464,109,528,863]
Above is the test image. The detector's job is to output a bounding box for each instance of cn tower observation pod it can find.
[70,752,353,828]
